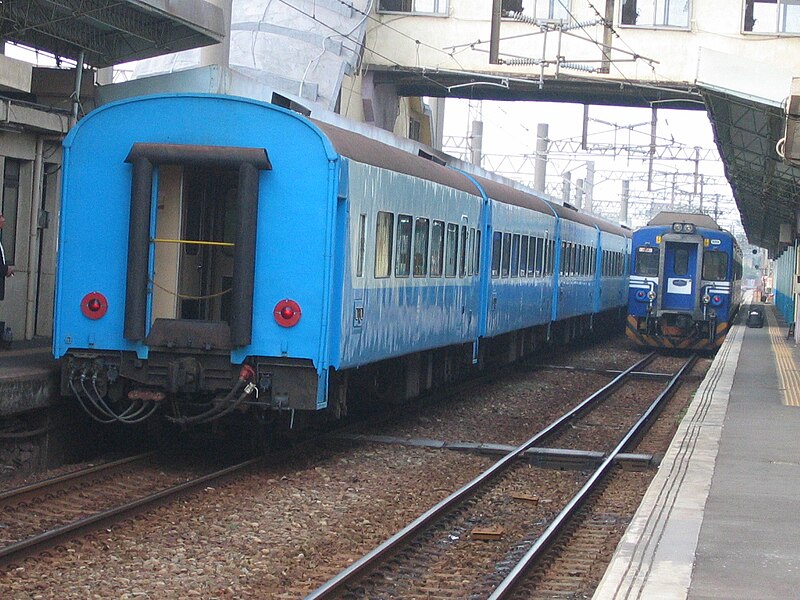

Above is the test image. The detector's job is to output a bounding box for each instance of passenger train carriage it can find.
[627,212,742,350]
[54,94,630,429]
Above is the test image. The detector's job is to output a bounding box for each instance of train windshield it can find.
[635,246,660,276]
[703,250,729,280]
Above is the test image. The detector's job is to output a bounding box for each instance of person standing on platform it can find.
[0,212,14,301]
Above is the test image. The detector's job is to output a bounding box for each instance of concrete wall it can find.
[365,0,800,88]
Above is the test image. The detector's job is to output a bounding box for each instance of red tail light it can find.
[81,292,108,319]
[274,299,301,327]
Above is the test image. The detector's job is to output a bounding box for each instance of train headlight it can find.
[702,294,711,304]
[635,290,647,301]
[711,295,723,306]
[647,290,657,301]
[672,223,684,233]
[274,299,302,327]
[80,292,108,320]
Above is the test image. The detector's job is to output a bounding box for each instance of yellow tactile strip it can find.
[766,308,800,407]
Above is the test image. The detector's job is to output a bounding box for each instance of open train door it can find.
[660,240,699,311]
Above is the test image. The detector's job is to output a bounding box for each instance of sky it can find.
[442,98,740,235]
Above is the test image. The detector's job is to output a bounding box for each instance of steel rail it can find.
[0,452,156,504]
[0,457,263,565]
[488,353,698,599]
[304,352,657,600]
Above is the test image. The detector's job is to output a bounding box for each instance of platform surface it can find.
[0,337,60,416]
[593,302,800,599]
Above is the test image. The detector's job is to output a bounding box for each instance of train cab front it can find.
[627,219,728,350]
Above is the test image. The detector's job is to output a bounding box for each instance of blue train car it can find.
[627,212,742,350]
[54,93,630,428]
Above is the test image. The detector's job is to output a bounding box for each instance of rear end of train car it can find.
[626,212,742,350]
[54,94,343,427]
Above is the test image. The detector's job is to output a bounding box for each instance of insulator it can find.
[560,62,597,73]
[507,11,541,25]
[561,19,604,32]
[502,58,543,66]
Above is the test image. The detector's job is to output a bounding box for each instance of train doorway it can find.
[151,166,237,326]
[177,167,237,323]
[662,241,698,311]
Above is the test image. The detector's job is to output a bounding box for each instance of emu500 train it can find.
[627,212,742,350]
[54,94,630,428]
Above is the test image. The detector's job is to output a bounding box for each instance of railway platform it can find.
[593,302,800,600]
[0,337,59,417]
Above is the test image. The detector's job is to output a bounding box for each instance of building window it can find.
[744,0,800,33]
[620,0,690,28]
[378,0,447,15]
[503,0,570,20]
[409,118,421,142]
[2,159,20,264]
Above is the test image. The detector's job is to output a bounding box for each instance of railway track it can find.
[306,352,697,599]
[0,453,261,565]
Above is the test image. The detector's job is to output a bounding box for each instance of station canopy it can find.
[0,0,225,68]
[701,86,800,258]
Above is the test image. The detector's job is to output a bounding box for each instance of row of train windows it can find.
[491,231,555,278]
[489,232,626,279]
[355,211,482,279]
[635,248,743,280]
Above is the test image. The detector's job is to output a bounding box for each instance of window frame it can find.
[444,222,458,278]
[744,0,800,34]
[377,0,448,16]
[430,219,445,278]
[374,211,395,279]
[619,0,691,30]
[394,213,413,278]
[413,217,430,277]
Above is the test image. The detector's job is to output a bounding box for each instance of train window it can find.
[501,232,512,277]
[703,250,728,280]
[374,211,394,278]
[510,234,521,278]
[395,214,413,277]
[491,231,502,278]
[674,248,689,276]
[430,220,445,277]
[459,225,469,277]
[570,243,576,276]
[560,242,567,276]
[533,237,542,276]
[526,237,535,277]
[474,230,481,274]
[445,223,458,277]
[356,213,367,277]
[413,217,430,277]
[467,227,476,275]
[520,236,529,277]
